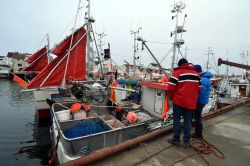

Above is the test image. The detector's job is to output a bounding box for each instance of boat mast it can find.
[130,27,142,77]
[46,33,51,63]
[246,51,249,79]
[170,1,186,71]
[226,50,229,81]
[206,47,210,71]
[96,31,106,77]
[86,0,91,78]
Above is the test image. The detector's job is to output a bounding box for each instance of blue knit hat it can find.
[194,64,202,73]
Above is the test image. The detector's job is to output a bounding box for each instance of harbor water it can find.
[0,80,50,166]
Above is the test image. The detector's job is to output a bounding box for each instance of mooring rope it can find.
[173,138,225,166]
[48,130,62,166]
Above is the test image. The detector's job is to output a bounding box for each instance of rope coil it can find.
[173,138,225,166]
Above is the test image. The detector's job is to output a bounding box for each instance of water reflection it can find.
[0,80,51,166]
[14,115,51,165]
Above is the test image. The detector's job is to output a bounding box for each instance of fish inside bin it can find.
[106,119,125,129]
[99,115,115,121]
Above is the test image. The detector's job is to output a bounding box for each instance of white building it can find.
[0,56,11,78]
[7,52,30,73]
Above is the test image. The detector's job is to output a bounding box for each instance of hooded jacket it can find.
[198,71,213,104]
[168,63,200,110]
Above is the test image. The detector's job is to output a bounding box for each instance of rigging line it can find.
[177,47,184,58]
[146,41,172,45]
[73,0,85,79]
[54,15,77,47]
[39,30,87,88]
[208,61,216,70]
[211,54,219,73]
[111,59,128,75]
[90,23,104,77]
[63,0,82,87]
[33,35,47,52]
[22,49,47,71]
[180,14,187,40]
[160,46,174,63]
[77,0,85,27]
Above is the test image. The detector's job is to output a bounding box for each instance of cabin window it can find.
[157,90,162,96]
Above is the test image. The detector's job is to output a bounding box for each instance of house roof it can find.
[7,52,30,59]
[0,64,10,68]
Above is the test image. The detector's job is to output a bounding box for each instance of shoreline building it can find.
[7,52,30,74]
[0,56,11,78]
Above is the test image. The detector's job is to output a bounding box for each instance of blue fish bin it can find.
[63,118,112,139]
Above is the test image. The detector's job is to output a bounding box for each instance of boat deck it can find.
[91,103,250,166]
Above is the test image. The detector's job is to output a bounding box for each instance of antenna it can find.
[130,27,142,76]
[170,0,187,71]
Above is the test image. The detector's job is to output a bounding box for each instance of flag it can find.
[13,74,29,87]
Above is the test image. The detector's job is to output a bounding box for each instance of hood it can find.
[201,71,213,78]
[174,63,195,71]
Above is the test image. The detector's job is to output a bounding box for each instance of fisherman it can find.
[192,64,213,139]
[168,58,200,148]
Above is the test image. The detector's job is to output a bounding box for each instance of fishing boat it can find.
[48,1,235,164]
[48,1,183,164]
[50,80,169,164]
[21,36,52,118]
[23,0,108,120]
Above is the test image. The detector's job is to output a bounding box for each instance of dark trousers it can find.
[173,104,193,144]
[194,103,205,137]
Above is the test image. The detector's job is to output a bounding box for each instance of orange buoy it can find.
[115,106,121,113]
[70,103,82,113]
[127,112,138,123]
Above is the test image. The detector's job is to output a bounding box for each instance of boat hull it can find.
[51,103,149,164]
[33,90,58,120]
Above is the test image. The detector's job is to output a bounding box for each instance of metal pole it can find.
[86,0,91,78]
[46,33,51,63]
[97,32,105,73]
[131,28,141,77]
[133,32,136,76]
[226,50,229,80]
[141,40,168,77]
[171,11,178,71]
[91,26,104,78]
[206,48,210,71]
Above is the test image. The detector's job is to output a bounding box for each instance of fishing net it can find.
[64,121,110,139]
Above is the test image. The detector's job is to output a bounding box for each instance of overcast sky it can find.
[0,0,249,74]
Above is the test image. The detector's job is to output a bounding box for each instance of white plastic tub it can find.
[73,111,87,120]
[56,110,70,121]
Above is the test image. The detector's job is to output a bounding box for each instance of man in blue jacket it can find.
[193,65,213,139]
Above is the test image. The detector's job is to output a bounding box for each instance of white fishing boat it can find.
[23,0,109,120]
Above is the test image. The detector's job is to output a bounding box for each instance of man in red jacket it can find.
[168,58,200,148]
